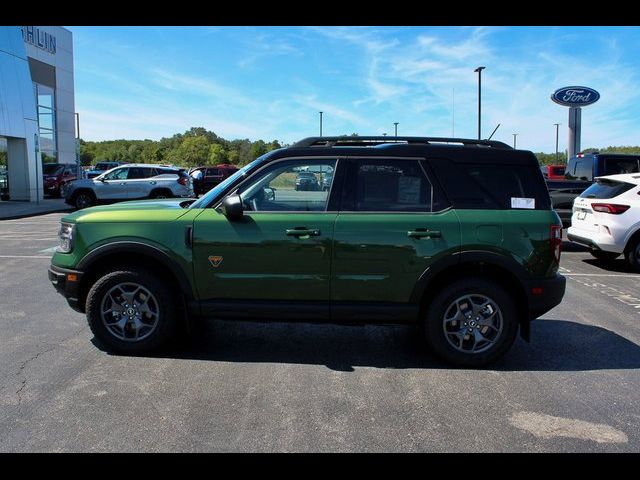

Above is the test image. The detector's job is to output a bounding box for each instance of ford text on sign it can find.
[551,86,600,107]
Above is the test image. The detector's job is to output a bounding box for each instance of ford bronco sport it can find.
[49,136,566,366]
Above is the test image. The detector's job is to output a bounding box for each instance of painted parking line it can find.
[564,273,640,278]
[0,255,52,259]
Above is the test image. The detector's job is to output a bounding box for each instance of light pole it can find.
[474,66,485,140]
[319,111,323,137]
[394,122,399,137]
[512,133,518,149]
[554,123,561,163]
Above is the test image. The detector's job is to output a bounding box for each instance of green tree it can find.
[176,136,210,167]
[249,140,267,160]
[209,143,228,164]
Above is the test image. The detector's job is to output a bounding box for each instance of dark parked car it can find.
[43,163,77,197]
[547,152,640,227]
[86,161,122,179]
[190,164,239,196]
[295,171,320,191]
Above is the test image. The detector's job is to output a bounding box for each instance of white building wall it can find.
[0,26,41,201]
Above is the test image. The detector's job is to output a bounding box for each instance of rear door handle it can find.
[408,229,442,239]
[286,228,321,237]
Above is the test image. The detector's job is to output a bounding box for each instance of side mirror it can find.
[263,187,275,201]
[221,194,243,220]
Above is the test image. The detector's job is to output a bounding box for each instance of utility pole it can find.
[319,111,323,137]
[394,122,399,137]
[474,66,486,139]
[513,133,518,149]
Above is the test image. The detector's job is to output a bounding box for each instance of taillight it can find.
[591,203,630,214]
[551,225,562,264]
[177,176,188,186]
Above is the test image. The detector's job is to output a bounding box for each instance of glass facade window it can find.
[33,82,57,163]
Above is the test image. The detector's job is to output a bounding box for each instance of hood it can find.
[62,198,195,224]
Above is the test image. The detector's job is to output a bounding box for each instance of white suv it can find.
[65,164,194,210]
[567,173,640,269]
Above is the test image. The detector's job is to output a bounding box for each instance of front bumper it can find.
[525,273,566,320]
[48,264,84,312]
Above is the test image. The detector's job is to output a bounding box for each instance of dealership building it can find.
[0,26,75,202]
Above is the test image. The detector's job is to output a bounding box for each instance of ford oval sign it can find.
[551,86,600,107]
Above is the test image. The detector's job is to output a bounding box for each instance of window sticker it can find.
[398,176,421,204]
[511,197,535,209]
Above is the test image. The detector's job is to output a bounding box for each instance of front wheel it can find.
[85,267,179,353]
[74,191,95,210]
[423,277,519,367]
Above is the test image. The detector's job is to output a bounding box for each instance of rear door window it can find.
[342,158,447,212]
[127,167,154,179]
[432,161,551,210]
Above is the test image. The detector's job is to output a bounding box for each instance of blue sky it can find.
[68,26,640,152]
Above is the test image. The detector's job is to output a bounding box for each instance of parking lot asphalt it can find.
[0,213,639,452]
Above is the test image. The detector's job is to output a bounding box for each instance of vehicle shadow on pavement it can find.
[562,240,588,252]
[581,258,638,274]
[94,318,640,372]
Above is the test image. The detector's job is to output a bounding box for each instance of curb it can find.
[0,207,74,221]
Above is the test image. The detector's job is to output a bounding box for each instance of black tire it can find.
[423,277,519,367]
[150,189,173,199]
[589,250,620,261]
[74,190,95,210]
[625,236,640,272]
[85,267,179,354]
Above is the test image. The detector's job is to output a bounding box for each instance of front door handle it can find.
[408,228,442,239]
[286,228,321,237]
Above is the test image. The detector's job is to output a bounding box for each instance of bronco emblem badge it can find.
[208,256,223,268]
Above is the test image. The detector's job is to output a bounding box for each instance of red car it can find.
[189,164,239,196]
[43,163,78,197]
[540,164,566,180]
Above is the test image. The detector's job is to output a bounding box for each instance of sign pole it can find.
[568,107,581,160]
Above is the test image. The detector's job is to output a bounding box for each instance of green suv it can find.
[48,136,566,366]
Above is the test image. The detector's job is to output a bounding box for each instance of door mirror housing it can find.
[221,194,244,220]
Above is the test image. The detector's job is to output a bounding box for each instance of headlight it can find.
[58,222,75,253]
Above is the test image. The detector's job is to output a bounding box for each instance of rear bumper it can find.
[567,228,624,253]
[525,274,566,319]
[48,264,84,312]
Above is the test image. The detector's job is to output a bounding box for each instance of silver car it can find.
[64,164,194,210]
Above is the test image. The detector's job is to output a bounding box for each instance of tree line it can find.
[77,126,640,168]
[79,127,283,168]
[534,146,640,165]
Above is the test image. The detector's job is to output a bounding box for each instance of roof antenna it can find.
[487,123,501,141]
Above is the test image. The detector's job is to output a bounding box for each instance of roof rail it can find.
[292,136,513,149]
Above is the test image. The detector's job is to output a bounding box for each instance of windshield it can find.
[189,157,265,209]
[43,164,64,175]
[580,178,635,199]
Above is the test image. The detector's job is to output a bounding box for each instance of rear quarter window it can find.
[431,161,551,210]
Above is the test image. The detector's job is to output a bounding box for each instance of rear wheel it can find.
[423,277,519,367]
[150,189,172,199]
[85,267,179,353]
[589,250,620,261]
[625,236,640,271]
